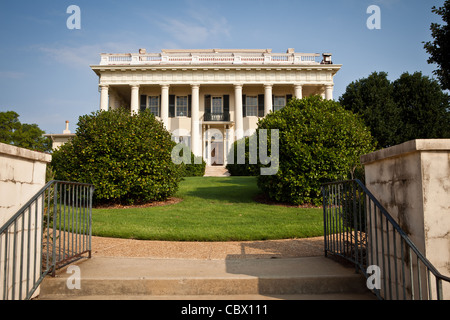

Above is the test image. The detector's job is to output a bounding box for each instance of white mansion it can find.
[90,48,341,165]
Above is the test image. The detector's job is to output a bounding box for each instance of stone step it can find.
[37,257,375,300]
[204,166,230,177]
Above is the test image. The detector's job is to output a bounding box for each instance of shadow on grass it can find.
[184,185,259,204]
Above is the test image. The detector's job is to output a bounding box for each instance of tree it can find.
[339,72,401,148]
[51,108,182,205]
[393,72,450,140]
[423,0,450,91]
[256,96,375,206]
[0,111,52,152]
[339,72,450,148]
[0,111,21,143]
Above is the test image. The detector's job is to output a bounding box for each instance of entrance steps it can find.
[37,256,376,300]
[204,166,230,177]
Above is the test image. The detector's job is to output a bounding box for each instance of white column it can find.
[99,85,109,111]
[130,85,140,114]
[161,85,170,129]
[264,84,273,116]
[294,84,303,99]
[191,84,200,157]
[234,84,244,140]
[325,84,334,100]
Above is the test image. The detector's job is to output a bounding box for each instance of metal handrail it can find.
[322,179,450,300]
[0,180,94,300]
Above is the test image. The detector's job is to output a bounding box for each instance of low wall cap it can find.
[360,139,450,164]
[0,142,52,163]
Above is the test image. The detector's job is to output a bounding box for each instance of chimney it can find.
[321,53,333,64]
[63,120,71,134]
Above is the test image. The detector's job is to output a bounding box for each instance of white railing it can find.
[99,52,322,66]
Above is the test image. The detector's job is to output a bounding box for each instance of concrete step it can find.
[37,257,376,300]
[204,166,230,177]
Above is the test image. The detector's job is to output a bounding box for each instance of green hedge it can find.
[225,137,259,176]
[181,151,206,177]
[51,108,182,205]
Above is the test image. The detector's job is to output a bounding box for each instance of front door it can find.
[210,141,224,166]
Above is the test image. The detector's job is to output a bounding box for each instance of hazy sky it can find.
[0,0,445,134]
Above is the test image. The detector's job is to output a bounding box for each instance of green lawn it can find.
[91,176,324,241]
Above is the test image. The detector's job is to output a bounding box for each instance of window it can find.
[173,135,190,147]
[246,96,258,116]
[176,96,188,117]
[148,96,159,117]
[273,96,286,112]
[212,96,223,114]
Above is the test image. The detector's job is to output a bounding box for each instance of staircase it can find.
[204,166,230,177]
[37,256,375,300]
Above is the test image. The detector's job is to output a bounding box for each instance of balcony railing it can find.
[99,52,322,66]
[203,112,230,122]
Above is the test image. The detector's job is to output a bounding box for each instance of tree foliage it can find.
[339,72,400,148]
[255,96,375,206]
[339,71,450,148]
[0,111,52,152]
[423,0,450,91]
[51,108,182,205]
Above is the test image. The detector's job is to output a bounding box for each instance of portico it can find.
[91,48,341,165]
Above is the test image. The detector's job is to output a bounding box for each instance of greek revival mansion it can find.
[90,48,341,166]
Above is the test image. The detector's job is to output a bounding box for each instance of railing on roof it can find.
[99,52,322,66]
[0,180,94,300]
[322,179,450,300]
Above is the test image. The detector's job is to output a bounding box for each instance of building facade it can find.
[91,48,341,166]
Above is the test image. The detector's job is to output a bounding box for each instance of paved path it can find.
[90,236,325,259]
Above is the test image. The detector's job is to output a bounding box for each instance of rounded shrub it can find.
[51,108,182,205]
[256,96,376,206]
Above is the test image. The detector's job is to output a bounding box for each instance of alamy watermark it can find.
[171,129,279,176]
[366,265,381,290]
[66,5,81,30]
[66,265,81,290]
[367,5,381,30]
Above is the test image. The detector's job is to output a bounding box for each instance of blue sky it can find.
[0,0,445,134]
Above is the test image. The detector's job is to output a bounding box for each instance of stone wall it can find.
[0,143,51,225]
[0,143,51,299]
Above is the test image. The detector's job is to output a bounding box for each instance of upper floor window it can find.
[246,96,258,117]
[212,96,223,114]
[176,96,188,117]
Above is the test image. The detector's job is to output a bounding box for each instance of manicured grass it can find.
[91,176,324,241]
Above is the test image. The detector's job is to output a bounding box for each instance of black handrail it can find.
[0,180,94,300]
[322,179,450,300]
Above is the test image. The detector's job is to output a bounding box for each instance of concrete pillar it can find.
[130,85,140,114]
[99,85,109,111]
[264,84,273,116]
[234,84,244,140]
[294,84,303,99]
[191,84,200,157]
[161,85,170,129]
[325,84,334,100]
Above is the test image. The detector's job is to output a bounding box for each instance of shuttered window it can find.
[273,96,286,112]
[176,96,188,117]
[148,96,160,117]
